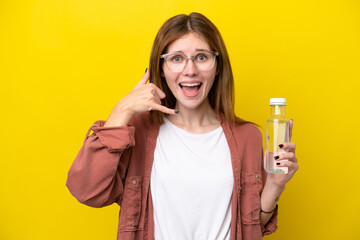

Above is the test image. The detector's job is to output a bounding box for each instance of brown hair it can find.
[149,12,249,125]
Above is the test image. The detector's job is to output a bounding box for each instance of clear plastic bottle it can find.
[265,98,289,174]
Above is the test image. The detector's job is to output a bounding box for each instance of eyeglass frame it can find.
[160,50,219,72]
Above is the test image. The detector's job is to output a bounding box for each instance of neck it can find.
[271,105,286,116]
[166,99,220,134]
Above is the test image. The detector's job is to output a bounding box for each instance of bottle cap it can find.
[270,98,286,106]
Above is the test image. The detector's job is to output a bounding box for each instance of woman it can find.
[66,12,299,240]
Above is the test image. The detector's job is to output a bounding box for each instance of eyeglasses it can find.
[160,50,218,73]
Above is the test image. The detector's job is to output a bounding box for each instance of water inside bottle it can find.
[266,120,289,174]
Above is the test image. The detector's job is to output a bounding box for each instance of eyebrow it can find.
[170,48,211,54]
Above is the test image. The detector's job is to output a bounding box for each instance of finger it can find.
[275,152,297,163]
[148,83,166,99]
[276,160,299,171]
[289,119,293,140]
[151,103,178,115]
[137,68,150,86]
[152,92,162,105]
[279,142,296,153]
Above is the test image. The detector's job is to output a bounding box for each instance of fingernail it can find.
[145,68,148,73]
[279,144,283,148]
[175,110,179,114]
[276,162,280,166]
[290,119,293,122]
[274,156,279,160]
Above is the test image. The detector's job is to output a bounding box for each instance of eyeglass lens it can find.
[165,52,217,72]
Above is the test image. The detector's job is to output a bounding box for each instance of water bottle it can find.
[265,98,289,174]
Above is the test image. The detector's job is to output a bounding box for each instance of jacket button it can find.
[132,180,137,184]
[255,174,259,179]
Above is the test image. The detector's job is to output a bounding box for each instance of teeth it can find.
[180,83,201,87]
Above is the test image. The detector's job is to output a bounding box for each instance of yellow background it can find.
[1,0,359,239]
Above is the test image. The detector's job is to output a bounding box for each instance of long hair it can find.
[149,12,248,125]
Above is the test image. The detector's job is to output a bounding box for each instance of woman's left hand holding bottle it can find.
[267,119,299,188]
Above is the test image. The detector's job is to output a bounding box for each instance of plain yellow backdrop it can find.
[1,0,359,239]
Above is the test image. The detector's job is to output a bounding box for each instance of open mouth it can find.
[179,82,202,97]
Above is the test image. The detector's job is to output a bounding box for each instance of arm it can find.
[66,121,135,208]
[260,178,285,225]
[67,69,176,207]
[260,119,299,233]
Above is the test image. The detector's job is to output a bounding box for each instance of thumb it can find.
[289,119,293,141]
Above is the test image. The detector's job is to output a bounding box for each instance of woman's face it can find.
[162,32,217,111]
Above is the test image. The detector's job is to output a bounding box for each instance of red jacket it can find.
[66,112,277,240]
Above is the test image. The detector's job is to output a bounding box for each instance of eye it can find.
[169,55,184,63]
[195,54,208,62]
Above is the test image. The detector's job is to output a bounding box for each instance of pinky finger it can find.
[277,160,299,171]
[152,104,178,115]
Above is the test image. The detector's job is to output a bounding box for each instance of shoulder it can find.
[230,117,262,144]
[233,117,262,137]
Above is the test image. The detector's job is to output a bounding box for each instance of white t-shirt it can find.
[150,117,234,240]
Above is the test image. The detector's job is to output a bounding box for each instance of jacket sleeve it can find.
[261,207,278,235]
[261,152,278,235]
[66,120,135,208]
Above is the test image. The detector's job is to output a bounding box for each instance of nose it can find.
[182,58,198,76]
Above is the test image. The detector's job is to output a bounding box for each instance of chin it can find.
[177,97,207,111]
[181,104,200,110]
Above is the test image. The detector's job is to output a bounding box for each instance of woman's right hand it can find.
[104,69,177,127]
